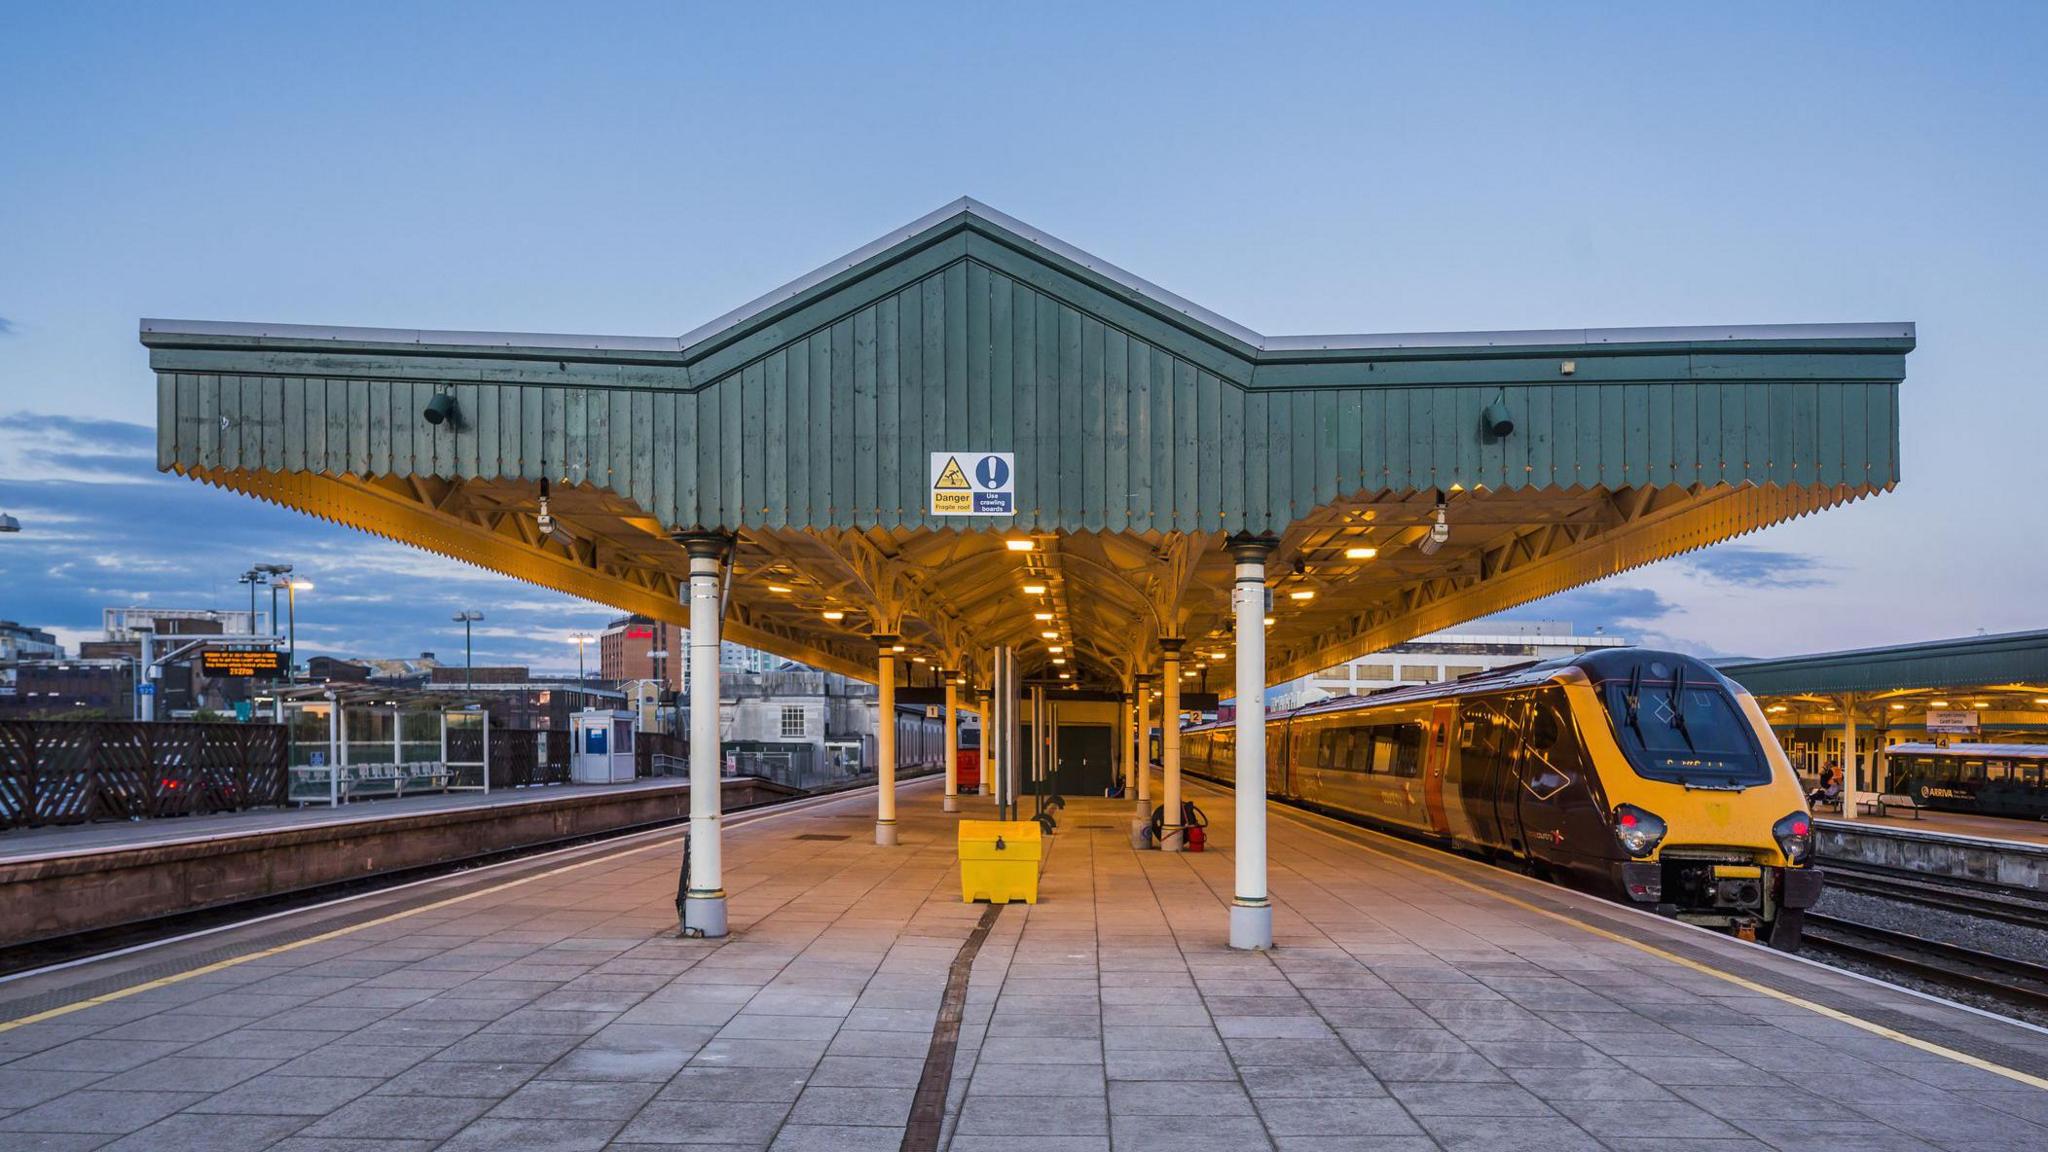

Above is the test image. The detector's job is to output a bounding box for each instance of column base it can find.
[875,821,898,847]
[1129,817,1151,850]
[1229,902,1273,950]
[942,795,958,813]
[1159,825,1184,853]
[682,894,729,939]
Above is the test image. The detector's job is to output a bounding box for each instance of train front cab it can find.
[1557,652,1823,946]
[1192,650,1823,948]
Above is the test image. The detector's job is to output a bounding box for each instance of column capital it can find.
[672,531,734,561]
[1227,534,1280,564]
[1158,637,1185,657]
[872,634,901,651]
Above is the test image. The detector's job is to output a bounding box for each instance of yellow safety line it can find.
[1232,786,2048,1093]
[0,832,685,1034]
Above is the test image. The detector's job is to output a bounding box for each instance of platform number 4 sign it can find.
[930,451,1015,516]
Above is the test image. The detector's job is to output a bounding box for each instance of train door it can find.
[1453,694,1522,854]
[1513,687,1608,884]
[1421,701,1457,837]
[1487,693,1538,861]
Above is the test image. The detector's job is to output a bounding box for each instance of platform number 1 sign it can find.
[930,451,1015,516]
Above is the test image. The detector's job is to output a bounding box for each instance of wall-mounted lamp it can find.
[422,392,459,427]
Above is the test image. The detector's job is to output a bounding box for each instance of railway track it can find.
[1820,861,2048,931]
[1801,912,2048,1011]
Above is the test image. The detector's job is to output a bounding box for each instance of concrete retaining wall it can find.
[0,778,795,947]
[1817,820,2048,892]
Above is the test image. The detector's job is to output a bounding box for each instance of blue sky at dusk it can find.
[3,3,2044,670]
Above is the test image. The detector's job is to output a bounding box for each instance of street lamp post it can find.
[239,568,266,633]
[283,579,310,682]
[570,632,593,690]
[453,612,485,686]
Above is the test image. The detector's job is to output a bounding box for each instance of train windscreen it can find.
[1600,677,1771,788]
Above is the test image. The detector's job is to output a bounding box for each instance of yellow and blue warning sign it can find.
[930,451,1015,516]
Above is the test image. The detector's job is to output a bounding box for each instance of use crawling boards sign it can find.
[930,452,1015,516]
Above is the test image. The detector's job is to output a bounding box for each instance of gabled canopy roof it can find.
[147,200,1912,688]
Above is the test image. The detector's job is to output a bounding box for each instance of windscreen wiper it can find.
[1624,665,1645,742]
[1669,665,1696,751]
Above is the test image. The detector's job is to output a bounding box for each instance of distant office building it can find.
[1270,620,1631,710]
[0,659,132,718]
[101,606,262,641]
[364,653,442,682]
[305,656,372,682]
[0,621,64,694]
[429,665,531,686]
[68,605,268,715]
[599,614,785,691]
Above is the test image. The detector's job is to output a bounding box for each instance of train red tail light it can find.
[1772,811,1814,866]
[1611,804,1667,858]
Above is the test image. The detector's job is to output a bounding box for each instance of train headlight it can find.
[1772,812,1814,866]
[1611,804,1667,858]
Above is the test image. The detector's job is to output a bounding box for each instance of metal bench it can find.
[1874,792,1923,819]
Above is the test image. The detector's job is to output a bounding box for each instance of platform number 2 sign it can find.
[930,451,1015,516]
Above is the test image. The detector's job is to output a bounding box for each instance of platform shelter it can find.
[146,199,1912,947]
[1721,629,2048,811]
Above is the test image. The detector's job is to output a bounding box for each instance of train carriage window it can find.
[1389,723,1423,778]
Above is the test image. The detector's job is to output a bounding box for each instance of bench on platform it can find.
[1862,792,1924,819]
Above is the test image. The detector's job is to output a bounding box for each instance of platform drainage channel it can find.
[795,833,850,841]
[902,902,1004,1152]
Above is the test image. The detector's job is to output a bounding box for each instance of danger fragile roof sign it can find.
[929,451,1015,516]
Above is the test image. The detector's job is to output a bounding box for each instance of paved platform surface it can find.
[0,780,694,863]
[1821,807,2048,847]
[2,777,2046,1151]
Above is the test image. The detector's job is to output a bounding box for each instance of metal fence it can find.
[635,732,686,779]
[491,728,572,790]
[0,719,287,829]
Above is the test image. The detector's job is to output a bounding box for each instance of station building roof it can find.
[145,199,1913,689]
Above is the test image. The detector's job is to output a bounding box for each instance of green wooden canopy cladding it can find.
[145,199,1912,686]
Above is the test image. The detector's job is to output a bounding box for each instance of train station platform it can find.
[0,778,803,949]
[1822,809,2048,846]
[3,777,2045,1152]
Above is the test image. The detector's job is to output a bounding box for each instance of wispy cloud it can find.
[0,316,15,336]
[1679,546,1830,589]
[0,412,622,672]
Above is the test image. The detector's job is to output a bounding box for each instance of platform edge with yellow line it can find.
[958,819,1041,904]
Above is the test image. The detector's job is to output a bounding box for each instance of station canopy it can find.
[147,200,1912,690]
[1720,630,2048,728]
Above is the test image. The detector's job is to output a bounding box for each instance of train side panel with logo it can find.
[1186,650,1822,947]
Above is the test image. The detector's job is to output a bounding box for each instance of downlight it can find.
[1772,812,1814,866]
[1612,804,1668,859]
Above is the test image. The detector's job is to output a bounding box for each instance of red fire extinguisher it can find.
[1183,801,1209,852]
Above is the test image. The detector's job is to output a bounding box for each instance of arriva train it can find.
[1182,649,1824,948]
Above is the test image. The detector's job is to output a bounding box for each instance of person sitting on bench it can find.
[1807,762,1842,809]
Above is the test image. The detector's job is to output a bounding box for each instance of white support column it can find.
[1160,640,1184,851]
[877,637,899,845]
[1839,692,1858,822]
[943,672,960,813]
[682,537,729,937]
[1230,538,1274,950]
